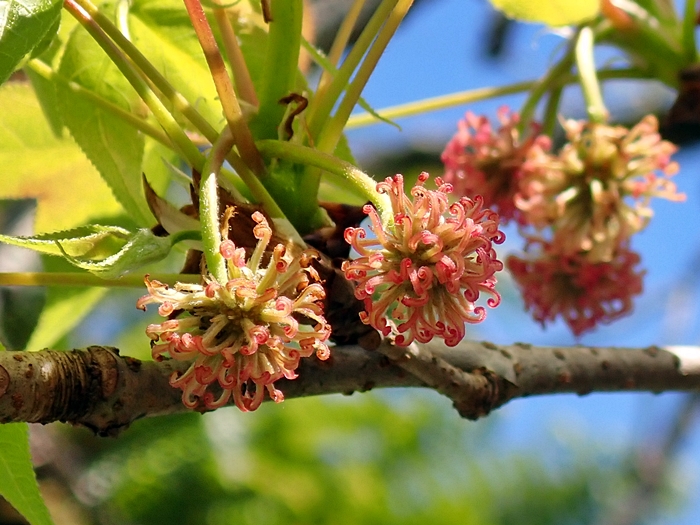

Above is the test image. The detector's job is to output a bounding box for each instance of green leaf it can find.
[57,24,151,226]
[26,287,106,350]
[24,10,81,137]
[489,0,599,26]
[59,228,188,279]
[0,424,54,525]
[0,0,61,85]
[0,224,132,258]
[0,82,123,232]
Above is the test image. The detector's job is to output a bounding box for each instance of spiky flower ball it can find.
[515,115,683,262]
[343,173,504,347]
[441,107,550,223]
[507,239,644,336]
[137,211,330,412]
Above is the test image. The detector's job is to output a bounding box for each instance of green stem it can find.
[64,0,205,169]
[69,0,273,213]
[576,26,608,123]
[306,0,398,140]
[115,0,131,39]
[27,59,173,148]
[542,86,563,136]
[200,129,235,284]
[0,272,201,287]
[70,0,220,145]
[519,37,577,131]
[317,0,413,154]
[345,68,644,130]
[682,0,698,63]
[256,140,391,222]
[251,0,303,140]
[183,0,264,175]
[316,0,366,98]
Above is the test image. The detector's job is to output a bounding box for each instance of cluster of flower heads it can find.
[138,108,685,413]
[515,115,683,261]
[507,238,644,336]
[442,107,551,224]
[137,209,330,411]
[442,108,684,335]
[342,173,505,347]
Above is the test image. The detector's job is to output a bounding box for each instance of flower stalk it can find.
[576,26,608,124]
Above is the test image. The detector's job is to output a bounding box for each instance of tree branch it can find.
[1,341,699,435]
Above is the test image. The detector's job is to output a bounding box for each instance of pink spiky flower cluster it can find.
[137,211,330,412]
[516,115,683,262]
[342,173,504,347]
[507,239,644,336]
[442,109,683,335]
[441,107,551,223]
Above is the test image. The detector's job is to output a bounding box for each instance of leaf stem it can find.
[519,36,577,131]
[343,68,647,131]
[315,0,366,99]
[256,140,391,222]
[69,0,220,144]
[306,0,398,139]
[251,0,303,140]
[68,0,279,218]
[682,0,698,63]
[211,2,259,106]
[317,0,413,154]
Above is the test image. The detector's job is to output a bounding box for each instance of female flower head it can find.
[343,173,504,347]
[507,239,644,336]
[516,115,683,262]
[137,211,330,412]
[441,107,551,223]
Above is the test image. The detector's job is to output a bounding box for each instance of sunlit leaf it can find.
[57,25,151,226]
[0,0,61,85]
[0,224,131,258]
[489,0,599,26]
[0,424,54,525]
[0,82,123,231]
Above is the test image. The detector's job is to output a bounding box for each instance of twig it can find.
[1,341,699,435]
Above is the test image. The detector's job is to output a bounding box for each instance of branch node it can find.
[0,365,9,398]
